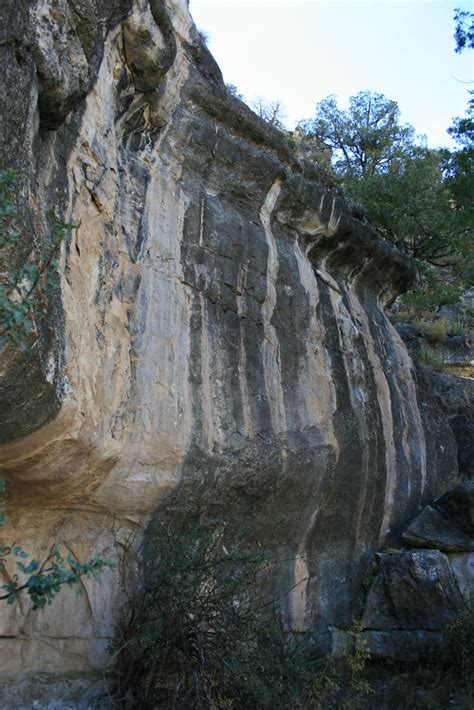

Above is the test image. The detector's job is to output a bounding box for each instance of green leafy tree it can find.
[344,146,470,267]
[443,95,474,289]
[445,96,474,209]
[226,83,245,101]
[299,91,473,316]
[291,127,333,172]
[299,91,416,177]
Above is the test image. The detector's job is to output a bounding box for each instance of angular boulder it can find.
[447,552,474,603]
[434,482,474,537]
[362,550,464,631]
[360,630,447,663]
[402,505,474,552]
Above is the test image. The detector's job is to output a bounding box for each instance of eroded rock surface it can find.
[398,327,474,478]
[0,0,462,702]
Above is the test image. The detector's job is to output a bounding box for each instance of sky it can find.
[189,0,473,148]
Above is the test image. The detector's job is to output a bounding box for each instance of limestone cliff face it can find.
[0,0,458,698]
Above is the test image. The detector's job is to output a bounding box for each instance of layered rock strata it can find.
[0,0,461,701]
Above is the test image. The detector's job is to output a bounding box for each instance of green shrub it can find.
[417,349,448,371]
[110,487,371,708]
[387,310,411,324]
[0,543,114,609]
[446,319,470,337]
[375,596,474,708]
[415,318,449,343]
[412,317,469,343]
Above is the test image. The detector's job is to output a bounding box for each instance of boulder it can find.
[362,550,464,631]
[434,482,474,536]
[447,552,474,603]
[360,630,446,663]
[402,505,474,552]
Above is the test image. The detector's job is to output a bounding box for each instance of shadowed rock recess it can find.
[0,0,468,703]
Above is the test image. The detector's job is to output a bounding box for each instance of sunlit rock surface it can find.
[0,0,462,702]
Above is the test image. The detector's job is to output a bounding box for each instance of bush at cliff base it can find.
[109,487,370,709]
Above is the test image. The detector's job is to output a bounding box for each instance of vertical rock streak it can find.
[345,288,397,542]
[236,269,253,437]
[293,241,337,447]
[199,293,218,452]
[259,179,286,434]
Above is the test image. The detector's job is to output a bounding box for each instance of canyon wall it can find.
[0,0,459,702]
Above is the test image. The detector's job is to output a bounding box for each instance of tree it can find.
[291,127,333,172]
[226,83,245,101]
[443,95,474,286]
[298,91,415,177]
[298,91,472,266]
[251,96,287,130]
[343,146,470,267]
[454,8,474,53]
[298,91,473,316]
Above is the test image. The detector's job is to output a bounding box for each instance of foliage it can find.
[417,350,448,372]
[226,83,245,102]
[412,317,468,342]
[0,542,114,610]
[454,8,474,53]
[298,88,473,320]
[110,489,371,708]
[345,147,471,267]
[291,127,333,172]
[298,91,416,178]
[197,28,210,46]
[0,474,113,611]
[398,266,467,318]
[377,596,474,708]
[443,95,474,286]
[0,169,113,609]
[0,169,72,352]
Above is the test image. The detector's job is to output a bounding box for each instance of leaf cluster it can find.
[299,91,416,178]
[0,170,112,613]
[0,169,73,351]
[454,8,474,53]
[0,540,114,610]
